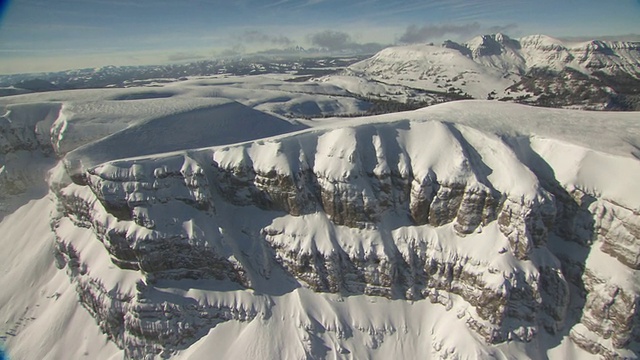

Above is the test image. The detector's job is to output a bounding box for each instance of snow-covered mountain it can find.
[5,35,638,112]
[463,33,640,76]
[323,33,640,109]
[1,79,640,359]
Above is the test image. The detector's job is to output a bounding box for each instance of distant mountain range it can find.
[1,34,639,112]
[0,56,369,95]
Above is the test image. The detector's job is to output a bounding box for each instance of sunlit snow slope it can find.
[322,33,640,109]
[1,82,639,360]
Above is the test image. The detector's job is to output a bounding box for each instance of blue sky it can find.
[0,0,639,73]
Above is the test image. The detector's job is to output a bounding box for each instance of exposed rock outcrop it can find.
[0,103,59,203]
[53,225,257,358]
[45,118,640,358]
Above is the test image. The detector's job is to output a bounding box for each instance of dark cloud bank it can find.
[398,22,519,44]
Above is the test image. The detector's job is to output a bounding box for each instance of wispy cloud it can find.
[487,23,518,34]
[260,0,329,10]
[558,33,640,42]
[260,0,289,8]
[398,23,482,43]
[235,31,293,46]
[2,0,638,73]
[3,23,107,33]
[306,29,386,53]
[217,44,246,57]
[166,52,208,62]
[0,49,181,74]
[309,30,352,50]
[398,22,519,43]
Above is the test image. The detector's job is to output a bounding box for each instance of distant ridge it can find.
[338,33,640,110]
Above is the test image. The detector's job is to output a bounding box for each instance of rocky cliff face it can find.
[52,216,258,359]
[565,199,640,358]
[466,34,640,77]
[0,103,59,204]
[44,115,640,358]
[50,159,255,358]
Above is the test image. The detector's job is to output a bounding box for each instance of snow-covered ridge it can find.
[54,96,640,357]
[1,82,640,359]
[62,99,307,173]
[460,33,637,76]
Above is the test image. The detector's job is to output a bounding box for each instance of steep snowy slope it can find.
[1,84,639,360]
[465,33,527,74]
[345,43,517,99]
[518,35,579,71]
[0,197,122,360]
[61,98,306,174]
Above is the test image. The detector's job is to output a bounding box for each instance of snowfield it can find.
[0,74,639,359]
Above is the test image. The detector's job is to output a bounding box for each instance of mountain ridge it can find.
[1,50,640,359]
[2,83,639,358]
[329,33,640,109]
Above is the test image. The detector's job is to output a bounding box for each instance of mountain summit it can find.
[334,33,640,109]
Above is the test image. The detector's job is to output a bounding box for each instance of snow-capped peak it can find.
[518,34,567,51]
[341,33,640,103]
[464,33,521,57]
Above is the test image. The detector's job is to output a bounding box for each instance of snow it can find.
[64,99,306,174]
[1,72,639,360]
[530,137,640,212]
[247,139,299,176]
[299,100,639,207]
[518,35,574,71]
[166,75,371,117]
[56,215,142,295]
[207,98,640,206]
[585,242,640,293]
[176,287,510,360]
[453,124,540,198]
[0,196,122,360]
[0,191,589,360]
[266,211,535,292]
[319,34,640,103]
[465,33,527,74]
[331,100,640,160]
[519,35,566,49]
[314,74,440,104]
[347,43,516,99]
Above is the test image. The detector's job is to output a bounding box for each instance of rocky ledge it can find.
[44,118,640,358]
